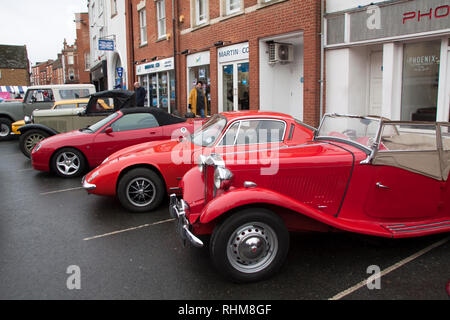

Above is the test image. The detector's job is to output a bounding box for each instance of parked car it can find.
[170,114,450,283]
[11,98,111,135]
[31,107,199,178]
[82,111,316,213]
[17,90,129,158]
[0,84,95,141]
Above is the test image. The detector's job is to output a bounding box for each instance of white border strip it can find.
[328,236,450,300]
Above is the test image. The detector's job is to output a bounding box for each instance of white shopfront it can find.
[136,57,176,113]
[325,0,450,122]
[217,42,250,112]
[186,51,211,114]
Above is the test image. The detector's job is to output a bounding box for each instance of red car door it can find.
[91,112,162,166]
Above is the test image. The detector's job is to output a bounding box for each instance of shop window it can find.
[401,41,441,122]
[139,8,147,45]
[156,0,166,39]
[111,0,118,17]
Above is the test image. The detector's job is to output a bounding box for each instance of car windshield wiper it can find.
[80,126,93,132]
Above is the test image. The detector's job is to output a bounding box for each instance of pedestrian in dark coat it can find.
[134,82,146,107]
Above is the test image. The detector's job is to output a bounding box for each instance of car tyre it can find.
[0,118,12,141]
[117,168,165,213]
[210,208,289,283]
[19,129,50,158]
[51,148,86,178]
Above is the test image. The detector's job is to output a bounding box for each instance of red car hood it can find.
[41,129,92,146]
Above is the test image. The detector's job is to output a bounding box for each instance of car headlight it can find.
[24,116,32,124]
[33,143,42,153]
[102,157,109,164]
[214,167,233,190]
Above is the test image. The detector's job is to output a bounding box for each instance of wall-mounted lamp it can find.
[214,40,232,47]
[180,49,190,55]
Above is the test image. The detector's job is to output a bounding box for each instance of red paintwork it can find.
[31,110,199,173]
[181,139,450,239]
[84,111,315,197]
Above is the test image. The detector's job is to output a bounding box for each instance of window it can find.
[84,52,90,70]
[111,113,159,132]
[111,0,118,17]
[26,89,54,103]
[219,120,286,146]
[195,0,207,26]
[59,89,91,99]
[139,8,147,45]
[156,0,166,39]
[226,0,241,15]
[401,41,441,122]
[67,53,74,65]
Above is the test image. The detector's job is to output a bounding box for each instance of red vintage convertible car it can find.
[31,107,198,178]
[82,111,315,212]
[171,114,450,283]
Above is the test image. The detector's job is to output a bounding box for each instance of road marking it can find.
[40,186,84,195]
[328,236,450,300]
[83,218,175,241]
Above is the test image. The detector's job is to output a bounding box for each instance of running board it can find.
[383,219,450,238]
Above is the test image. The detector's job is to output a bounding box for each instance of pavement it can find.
[0,138,449,300]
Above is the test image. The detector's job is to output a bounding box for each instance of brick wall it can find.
[0,68,30,86]
[128,0,322,126]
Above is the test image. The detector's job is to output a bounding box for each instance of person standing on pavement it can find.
[188,80,208,118]
[134,82,146,107]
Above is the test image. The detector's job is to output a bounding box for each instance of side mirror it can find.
[105,127,113,135]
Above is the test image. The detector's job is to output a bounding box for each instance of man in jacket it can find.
[188,81,208,118]
[134,82,146,107]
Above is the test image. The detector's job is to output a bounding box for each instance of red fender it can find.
[199,187,392,238]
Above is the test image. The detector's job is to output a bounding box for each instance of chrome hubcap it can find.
[25,134,45,152]
[126,177,156,207]
[227,222,278,274]
[56,152,80,176]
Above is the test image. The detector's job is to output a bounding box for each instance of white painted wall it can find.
[259,40,304,120]
[326,0,388,13]
[326,49,350,114]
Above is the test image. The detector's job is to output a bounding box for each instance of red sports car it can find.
[82,111,316,212]
[171,114,450,282]
[31,107,199,178]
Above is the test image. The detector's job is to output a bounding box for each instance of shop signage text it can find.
[403,5,450,24]
[98,39,115,51]
[218,43,249,64]
[136,57,174,75]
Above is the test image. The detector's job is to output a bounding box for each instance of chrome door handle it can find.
[376,182,390,190]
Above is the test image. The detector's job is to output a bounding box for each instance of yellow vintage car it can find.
[11,99,111,134]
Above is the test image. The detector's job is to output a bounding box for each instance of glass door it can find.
[158,72,169,113]
[220,61,249,112]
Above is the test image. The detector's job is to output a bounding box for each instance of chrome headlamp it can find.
[214,166,233,190]
[24,115,32,124]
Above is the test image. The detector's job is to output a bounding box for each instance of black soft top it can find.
[86,89,136,114]
[121,107,187,126]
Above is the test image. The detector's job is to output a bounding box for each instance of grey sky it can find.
[0,0,88,66]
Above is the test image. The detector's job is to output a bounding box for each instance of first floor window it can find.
[156,0,166,39]
[401,40,441,122]
[195,0,207,25]
[139,8,147,44]
[226,0,241,15]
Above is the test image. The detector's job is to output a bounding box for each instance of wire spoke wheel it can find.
[25,133,45,153]
[125,177,156,207]
[0,123,10,137]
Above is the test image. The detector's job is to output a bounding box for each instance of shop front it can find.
[136,57,176,113]
[91,60,108,92]
[217,42,250,112]
[186,51,211,115]
[325,0,450,122]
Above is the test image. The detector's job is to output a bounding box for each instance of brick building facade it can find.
[0,45,30,87]
[127,0,322,126]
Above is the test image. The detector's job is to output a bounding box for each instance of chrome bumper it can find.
[81,175,96,191]
[169,194,204,248]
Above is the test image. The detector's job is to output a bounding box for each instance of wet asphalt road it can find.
[0,139,449,300]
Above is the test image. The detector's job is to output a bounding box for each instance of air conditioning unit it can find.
[268,42,294,63]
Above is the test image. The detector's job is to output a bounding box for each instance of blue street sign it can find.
[116,67,123,77]
[98,39,115,51]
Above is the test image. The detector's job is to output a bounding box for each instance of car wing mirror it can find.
[105,127,113,135]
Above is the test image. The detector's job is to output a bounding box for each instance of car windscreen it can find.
[190,115,227,147]
[85,112,119,133]
[316,115,381,150]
